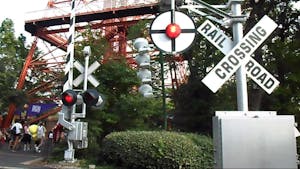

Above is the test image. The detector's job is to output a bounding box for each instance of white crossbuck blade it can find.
[73,61,100,87]
[200,15,279,94]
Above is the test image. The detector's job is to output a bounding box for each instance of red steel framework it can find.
[1,0,189,128]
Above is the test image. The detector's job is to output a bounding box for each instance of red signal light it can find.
[62,90,77,106]
[64,95,73,103]
[165,23,181,39]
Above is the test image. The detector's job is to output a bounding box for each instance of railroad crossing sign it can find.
[150,11,196,54]
[73,60,100,87]
[201,15,278,93]
[198,19,280,94]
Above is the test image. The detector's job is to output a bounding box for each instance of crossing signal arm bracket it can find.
[58,106,75,130]
[181,0,247,27]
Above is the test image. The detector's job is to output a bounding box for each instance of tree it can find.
[172,0,300,134]
[0,19,29,112]
[74,29,164,162]
[243,0,300,118]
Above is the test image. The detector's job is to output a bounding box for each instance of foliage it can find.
[172,15,236,134]
[0,19,29,111]
[127,20,150,40]
[242,0,300,112]
[101,131,214,169]
[90,59,163,132]
[172,0,300,133]
[49,141,68,162]
[76,60,164,161]
[75,26,109,61]
[74,47,163,162]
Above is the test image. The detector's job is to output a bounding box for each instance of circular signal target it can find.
[150,11,196,54]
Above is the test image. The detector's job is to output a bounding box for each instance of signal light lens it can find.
[62,90,77,106]
[65,95,73,103]
[165,23,181,39]
[82,89,100,106]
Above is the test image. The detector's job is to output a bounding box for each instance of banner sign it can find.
[15,103,58,117]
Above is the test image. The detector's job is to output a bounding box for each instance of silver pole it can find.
[84,56,89,91]
[82,47,91,117]
[230,0,248,111]
[171,0,175,11]
[171,0,175,23]
[64,0,76,162]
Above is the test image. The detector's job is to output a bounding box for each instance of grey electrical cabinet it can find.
[68,121,88,141]
[213,111,298,169]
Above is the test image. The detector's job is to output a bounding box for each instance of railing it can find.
[25,0,159,22]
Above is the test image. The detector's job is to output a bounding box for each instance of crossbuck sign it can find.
[201,15,279,93]
[73,60,100,87]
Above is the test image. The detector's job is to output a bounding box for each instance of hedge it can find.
[101,131,213,169]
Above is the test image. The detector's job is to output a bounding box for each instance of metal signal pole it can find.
[230,0,248,111]
[62,0,76,162]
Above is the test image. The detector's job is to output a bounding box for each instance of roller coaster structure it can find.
[1,0,189,128]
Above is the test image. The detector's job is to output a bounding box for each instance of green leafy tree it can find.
[74,29,164,162]
[172,0,300,134]
[244,0,300,117]
[172,27,236,134]
[0,19,29,111]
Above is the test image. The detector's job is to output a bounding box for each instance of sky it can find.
[0,0,49,42]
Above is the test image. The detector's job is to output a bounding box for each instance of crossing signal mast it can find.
[58,45,104,162]
[179,0,298,168]
[148,0,196,129]
[57,0,104,159]
[59,46,104,162]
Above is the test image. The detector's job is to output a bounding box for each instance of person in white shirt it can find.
[35,121,46,153]
[10,120,23,152]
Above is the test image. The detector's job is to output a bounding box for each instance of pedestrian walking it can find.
[10,119,23,152]
[35,122,46,153]
[53,123,63,143]
[48,130,53,143]
[21,121,31,151]
[28,123,39,152]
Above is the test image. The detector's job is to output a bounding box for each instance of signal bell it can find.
[133,38,154,98]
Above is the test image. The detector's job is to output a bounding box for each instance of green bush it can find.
[101,131,213,169]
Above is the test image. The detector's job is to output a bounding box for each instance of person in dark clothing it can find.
[21,121,31,151]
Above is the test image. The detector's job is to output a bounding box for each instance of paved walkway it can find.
[0,142,52,169]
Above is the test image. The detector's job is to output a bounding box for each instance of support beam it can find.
[2,39,38,128]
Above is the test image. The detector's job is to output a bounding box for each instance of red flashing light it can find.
[62,90,77,106]
[64,95,74,103]
[165,23,181,39]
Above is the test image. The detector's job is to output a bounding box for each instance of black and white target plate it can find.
[150,11,196,54]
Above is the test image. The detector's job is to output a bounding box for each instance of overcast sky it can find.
[0,0,48,40]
